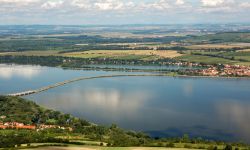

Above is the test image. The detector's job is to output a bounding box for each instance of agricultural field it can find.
[22,146,198,150]
[178,50,250,65]
[20,142,250,150]
[185,43,249,50]
[176,54,240,64]
[219,51,250,61]
[1,48,250,66]
[0,49,182,61]
[1,26,250,66]
[64,50,182,60]
[186,32,250,43]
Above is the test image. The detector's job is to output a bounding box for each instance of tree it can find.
[182,134,190,143]
[224,145,232,150]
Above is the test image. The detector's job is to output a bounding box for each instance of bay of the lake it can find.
[1,64,250,142]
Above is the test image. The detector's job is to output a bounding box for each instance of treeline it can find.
[51,35,185,44]
[0,34,184,52]
[0,55,64,66]
[0,55,180,67]
[0,39,78,52]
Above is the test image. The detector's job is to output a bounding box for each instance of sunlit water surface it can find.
[0,64,250,143]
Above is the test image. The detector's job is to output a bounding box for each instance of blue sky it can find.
[0,0,250,25]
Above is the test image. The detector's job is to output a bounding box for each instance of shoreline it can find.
[60,66,250,80]
[1,62,250,80]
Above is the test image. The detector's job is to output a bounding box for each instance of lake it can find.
[0,64,250,143]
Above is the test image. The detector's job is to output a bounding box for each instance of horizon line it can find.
[1,23,250,26]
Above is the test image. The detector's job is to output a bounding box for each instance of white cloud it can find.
[0,0,38,2]
[175,0,185,5]
[201,0,235,7]
[126,1,135,8]
[41,1,64,9]
[71,0,91,9]
[71,0,134,11]
[142,0,171,10]
[0,0,40,5]
[0,0,249,24]
[239,2,250,8]
[94,0,122,10]
[201,0,224,7]
[199,0,237,13]
[139,0,189,11]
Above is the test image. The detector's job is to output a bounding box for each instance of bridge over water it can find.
[7,74,171,97]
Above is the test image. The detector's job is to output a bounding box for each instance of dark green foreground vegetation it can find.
[0,96,250,149]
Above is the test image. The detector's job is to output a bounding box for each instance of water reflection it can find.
[216,101,250,142]
[1,63,250,143]
[147,125,237,142]
[0,64,42,79]
[30,87,159,129]
[183,81,193,97]
[47,88,151,116]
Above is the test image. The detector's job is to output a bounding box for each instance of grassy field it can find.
[185,43,249,50]
[238,49,250,52]
[220,51,250,63]
[20,142,249,150]
[185,43,247,50]
[23,146,200,150]
[0,50,182,61]
[61,50,182,60]
[176,54,241,64]
[177,50,250,65]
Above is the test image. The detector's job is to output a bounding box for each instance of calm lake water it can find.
[1,64,250,143]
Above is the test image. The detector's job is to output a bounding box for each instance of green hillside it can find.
[0,96,150,148]
[0,96,90,126]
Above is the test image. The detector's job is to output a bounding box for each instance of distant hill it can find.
[188,32,250,43]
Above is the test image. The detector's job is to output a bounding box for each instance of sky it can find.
[0,0,250,25]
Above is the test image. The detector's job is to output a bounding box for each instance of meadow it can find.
[64,50,182,60]
[178,50,250,65]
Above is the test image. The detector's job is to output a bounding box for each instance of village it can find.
[0,115,73,131]
[198,64,250,77]
[0,121,73,131]
[160,61,250,77]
